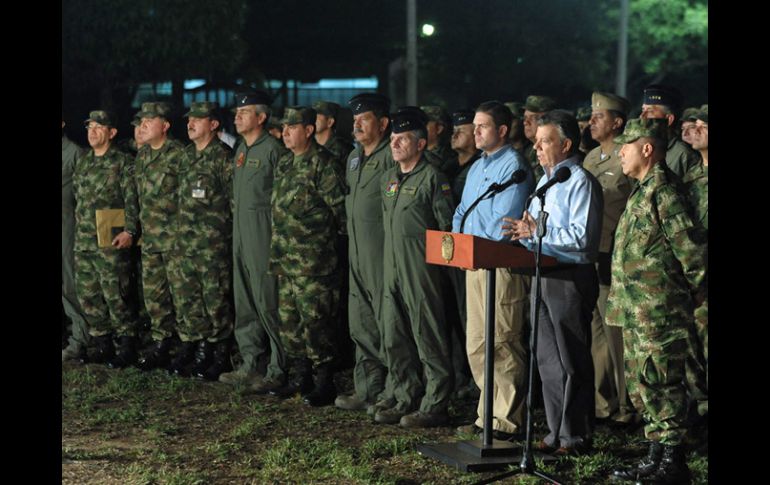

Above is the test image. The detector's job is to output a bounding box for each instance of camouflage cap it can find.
[614,118,669,145]
[642,84,683,111]
[420,105,449,124]
[575,106,592,121]
[348,92,390,115]
[390,111,426,135]
[138,101,173,120]
[685,104,708,123]
[130,114,142,127]
[234,90,272,107]
[312,100,340,117]
[451,110,475,126]
[504,101,525,119]
[266,116,282,130]
[84,110,116,128]
[524,95,557,113]
[184,101,219,118]
[280,106,317,126]
[396,105,429,124]
[591,92,631,117]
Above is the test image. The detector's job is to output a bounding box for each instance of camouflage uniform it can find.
[270,141,346,366]
[606,162,707,445]
[323,135,354,168]
[381,157,455,414]
[524,144,543,180]
[170,139,234,343]
[73,144,140,337]
[232,130,288,379]
[135,136,186,341]
[62,134,90,346]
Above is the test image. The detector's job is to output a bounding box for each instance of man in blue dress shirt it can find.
[504,109,603,455]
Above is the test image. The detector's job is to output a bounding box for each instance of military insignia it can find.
[349,157,360,171]
[441,234,454,263]
[441,182,451,195]
[236,152,245,167]
[192,188,206,198]
[385,180,399,197]
[402,186,417,195]
[246,159,261,168]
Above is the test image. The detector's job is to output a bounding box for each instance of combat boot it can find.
[199,340,232,381]
[137,337,174,371]
[107,335,138,369]
[168,340,198,376]
[269,358,313,399]
[611,441,663,482]
[188,340,212,378]
[90,334,115,365]
[643,444,691,484]
[303,363,337,407]
[62,342,87,363]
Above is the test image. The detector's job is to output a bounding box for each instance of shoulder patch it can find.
[349,157,360,171]
[441,182,451,195]
[384,180,399,197]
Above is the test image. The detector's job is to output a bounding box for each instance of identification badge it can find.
[192,188,206,199]
[246,159,261,169]
[349,157,360,171]
[401,186,417,195]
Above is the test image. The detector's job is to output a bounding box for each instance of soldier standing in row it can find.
[522,95,557,180]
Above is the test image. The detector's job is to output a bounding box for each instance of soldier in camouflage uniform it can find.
[166,101,235,380]
[607,118,707,484]
[221,91,289,389]
[134,102,186,371]
[375,111,455,428]
[73,110,140,367]
[421,105,459,179]
[267,107,347,407]
[333,93,394,413]
[522,95,557,180]
[640,84,701,180]
[503,101,528,155]
[62,120,90,362]
[313,100,353,164]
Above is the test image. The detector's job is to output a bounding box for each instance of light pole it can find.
[406,0,417,105]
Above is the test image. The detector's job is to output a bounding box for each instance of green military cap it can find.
[614,118,668,145]
[280,106,317,126]
[575,106,592,121]
[84,110,116,128]
[266,116,282,130]
[130,115,141,127]
[524,95,557,113]
[420,105,449,124]
[390,111,426,134]
[184,101,219,118]
[451,110,475,126]
[504,101,525,119]
[591,91,631,117]
[685,104,708,123]
[348,92,390,115]
[312,100,340,117]
[138,101,172,120]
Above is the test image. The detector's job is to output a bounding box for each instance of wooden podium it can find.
[417,230,559,472]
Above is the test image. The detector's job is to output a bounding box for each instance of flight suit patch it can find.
[385,180,399,197]
[401,186,417,195]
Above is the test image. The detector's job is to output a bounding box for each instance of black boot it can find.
[107,336,138,369]
[303,363,337,407]
[90,334,115,365]
[168,340,198,376]
[645,444,691,484]
[611,441,663,482]
[188,340,212,378]
[199,340,232,381]
[269,358,313,399]
[137,337,174,371]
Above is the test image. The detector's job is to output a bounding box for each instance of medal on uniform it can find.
[236,152,245,168]
[349,157,360,171]
[384,180,399,197]
[192,179,205,199]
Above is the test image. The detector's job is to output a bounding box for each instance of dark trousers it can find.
[535,264,598,448]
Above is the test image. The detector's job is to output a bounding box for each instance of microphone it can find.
[532,166,571,198]
[489,169,527,193]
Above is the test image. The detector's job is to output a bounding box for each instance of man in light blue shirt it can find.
[504,109,603,454]
[452,101,534,440]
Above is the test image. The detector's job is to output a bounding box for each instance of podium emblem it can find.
[441,234,454,263]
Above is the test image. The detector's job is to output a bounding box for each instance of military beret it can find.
[396,106,429,124]
[348,92,390,115]
[184,101,219,118]
[503,101,525,119]
[234,90,272,107]
[643,84,683,111]
[280,106,317,126]
[84,110,116,128]
[390,111,426,134]
[614,118,668,145]
[575,106,592,121]
[591,92,631,117]
[312,100,340,117]
[451,110,475,126]
[138,101,173,120]
[420,105,449,124]
[524,95,557,113]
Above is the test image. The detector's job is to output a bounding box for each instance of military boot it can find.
[107,336,138,369]
[168,340,198,376]
[90,334,115,365]
[137,337,174,371]
[611,441,663,482]
[62,342,87,363]
[643,444,691,484]
[189,340,213,378]
[269,358,313,399]
[303,363,337,407]
[201,340,233,381]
